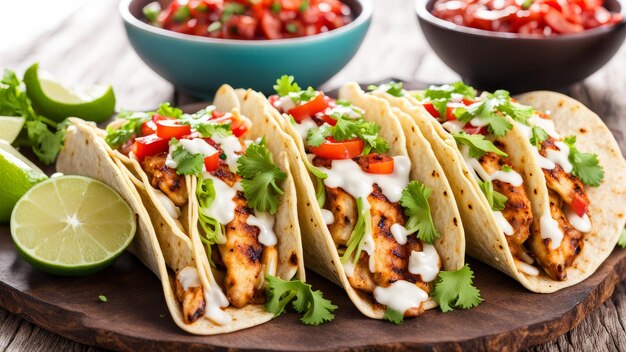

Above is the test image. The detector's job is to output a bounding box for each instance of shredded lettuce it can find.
[196,176,226,264]
[341,197,371,265]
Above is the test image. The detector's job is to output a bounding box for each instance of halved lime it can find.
[0,116,25,143]
[10,176,136,276]
[23,63,116,123]
[0,141,48,223]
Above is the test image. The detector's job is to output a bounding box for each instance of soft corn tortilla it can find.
[394,89,626,292]
[254,82,465,318]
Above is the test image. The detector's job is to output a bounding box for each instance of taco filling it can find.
[105,104,283,325]
[269,77,444,318]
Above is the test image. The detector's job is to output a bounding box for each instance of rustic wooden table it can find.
[1,0,625,351]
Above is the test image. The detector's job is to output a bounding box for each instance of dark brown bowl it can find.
[415,0,626,92]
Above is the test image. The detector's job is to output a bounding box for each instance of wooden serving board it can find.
[1,82,625,351]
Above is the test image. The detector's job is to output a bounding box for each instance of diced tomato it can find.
[287,93,329,122]
[230,114,251,137]
[462,124,489,135]
[462,98,475,105]
[280,0,300,11]
[156,120,192,139]
[361,154,394,174]
[569,193,590,217]
[309,137,364,159]
[544,8,584,33]
[133,134,170,160]
[204,152,220,171]
[141,120,157,136]
[261,10,283,39]
[319,113,338,126]
[422,102,440,118]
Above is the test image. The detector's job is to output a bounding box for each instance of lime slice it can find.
[0,141,48,223]
[10,176,136,276]
[23,63,116,123]
[0,116,25,143]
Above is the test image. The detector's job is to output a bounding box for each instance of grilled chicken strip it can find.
[529,190,584,281]
[175,275,206,324]
[141,152,188,207]
[347,254,376,293]
[540,139,590,211]
[479,152,534,260]
[326,187,357,245]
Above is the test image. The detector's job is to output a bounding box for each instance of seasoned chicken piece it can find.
[175,276,206,324]
[325,186,357,245]
[540,139,590,212]
[368,184,408,287]
[528,190,584,281]
[218,191,264,308]
[347,254,376,293]
[479,152,534,260]
[141,153,188,207]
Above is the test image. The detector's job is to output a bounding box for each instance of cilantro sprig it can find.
[273,75,318,105]
[563,135,604,186]
[453,91,514,137]
[169,138,205,175]
[306,115,389,155]
[432,264,483,312]
[452,131,507,158]
[383,307,404,325]
[105,112,150,148]
[423,82,477,117]
[478,180,508,211]
[529,126,548,148]
[399,181,439,244]
[237,139,287,214]
[265,275,337,325]
[367,81,405,97]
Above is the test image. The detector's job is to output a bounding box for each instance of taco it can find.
[61,84,317,334]
[370,82,625,292]
[256,76,471,321]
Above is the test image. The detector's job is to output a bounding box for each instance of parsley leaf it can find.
[399,181,439,244]
[156,102,183,118]
[306,115,389,155]
[237,139,287,214]
[530,126,548,148]
[341,197,371,265]
[618,229,626,249]
[265,275,337,325]
[273,75,301,96]
[383,307,404,325]
[563,135,604,187]
[196,176,226,264]
[452,131,507,158]
[169,138,205,175]
[432,264,483,312]
[367,81,405,97]
[105,112,150,148]
[478,180,507,211]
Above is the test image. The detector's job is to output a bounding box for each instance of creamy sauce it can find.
[154,189,181,219]
[342,256,356,277]
[321,209,335,225]
[319,156,411,203]
[294,117,318,139]
[165,143,178,168]
[545,141,573,173]
[201,172,238,225]
[373,280,429,314]
[212,135,243,172]
[177,266,201,291]
[516,260,540,276]
[180,138,217,156]
[246,212,277,246]
[565,206,592,233]
[489,170,523,187]
[203,286,232,325]
[408,244,440,282]
[276,96,296,112]
[493,211,513,236]
[533,148,556,169]
[442,120,465,134]
[390,223,409,245]
[540,213,564,249]
[469,116,488,127]
[529,114,560,139]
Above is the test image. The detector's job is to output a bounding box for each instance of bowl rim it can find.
[415,0,626,40]
[119,0,373,46]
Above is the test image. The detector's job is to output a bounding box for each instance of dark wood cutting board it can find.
[1,81,625,351]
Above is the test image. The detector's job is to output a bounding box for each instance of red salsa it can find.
[431,0,623,35]
[143,0,353,40]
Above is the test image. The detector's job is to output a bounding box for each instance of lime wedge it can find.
[0,116,25,143]
[10,176,136,276]
[0,141,48,223]
[23,63,115,123]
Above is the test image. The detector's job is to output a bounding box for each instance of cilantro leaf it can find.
[478,180,507,211]
[238,139,287,214]
[452,131,507,158]
[265,275,337,325]
[273,75,301,96]
[105,112,150,148]
[341,197,371,265]
[156,102,183,118]
[530,126,548,148]
[400,181,439,244]
[423,82,477,118]
[306,115,389,155]
[618,229,626,249]
[563,135,604,187]
[453,95,513,137]
[383,307,404,325]
[306,124,332,147]
[169,138,205,175]
[492,90,534,124]
[367,81,405,97]
[432,264,483,312]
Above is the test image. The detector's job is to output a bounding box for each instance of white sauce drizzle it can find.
[489,170,523,187]
[408,244,440,282]
[516,260,540,276]
[390,223,409,245]
[203,286,232,325]
[165,143,178,168]
[154,189,181,219]
[493,211,513,236]
[212,135,243,172]
[342,256,356,277]
[373,280,429,314]
[177,267,201,291]
[545,141,573,173]
[246,212,277,246]
[321,209,335,225]
[565,206,592,233]
[294,117,318,139]
[529,114,561,139]
[180,138,217,156]
[540,213,564,249]
[319,156,411,203]
[201,172,238,225]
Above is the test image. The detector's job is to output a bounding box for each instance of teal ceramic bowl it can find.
[120,0,372,98]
